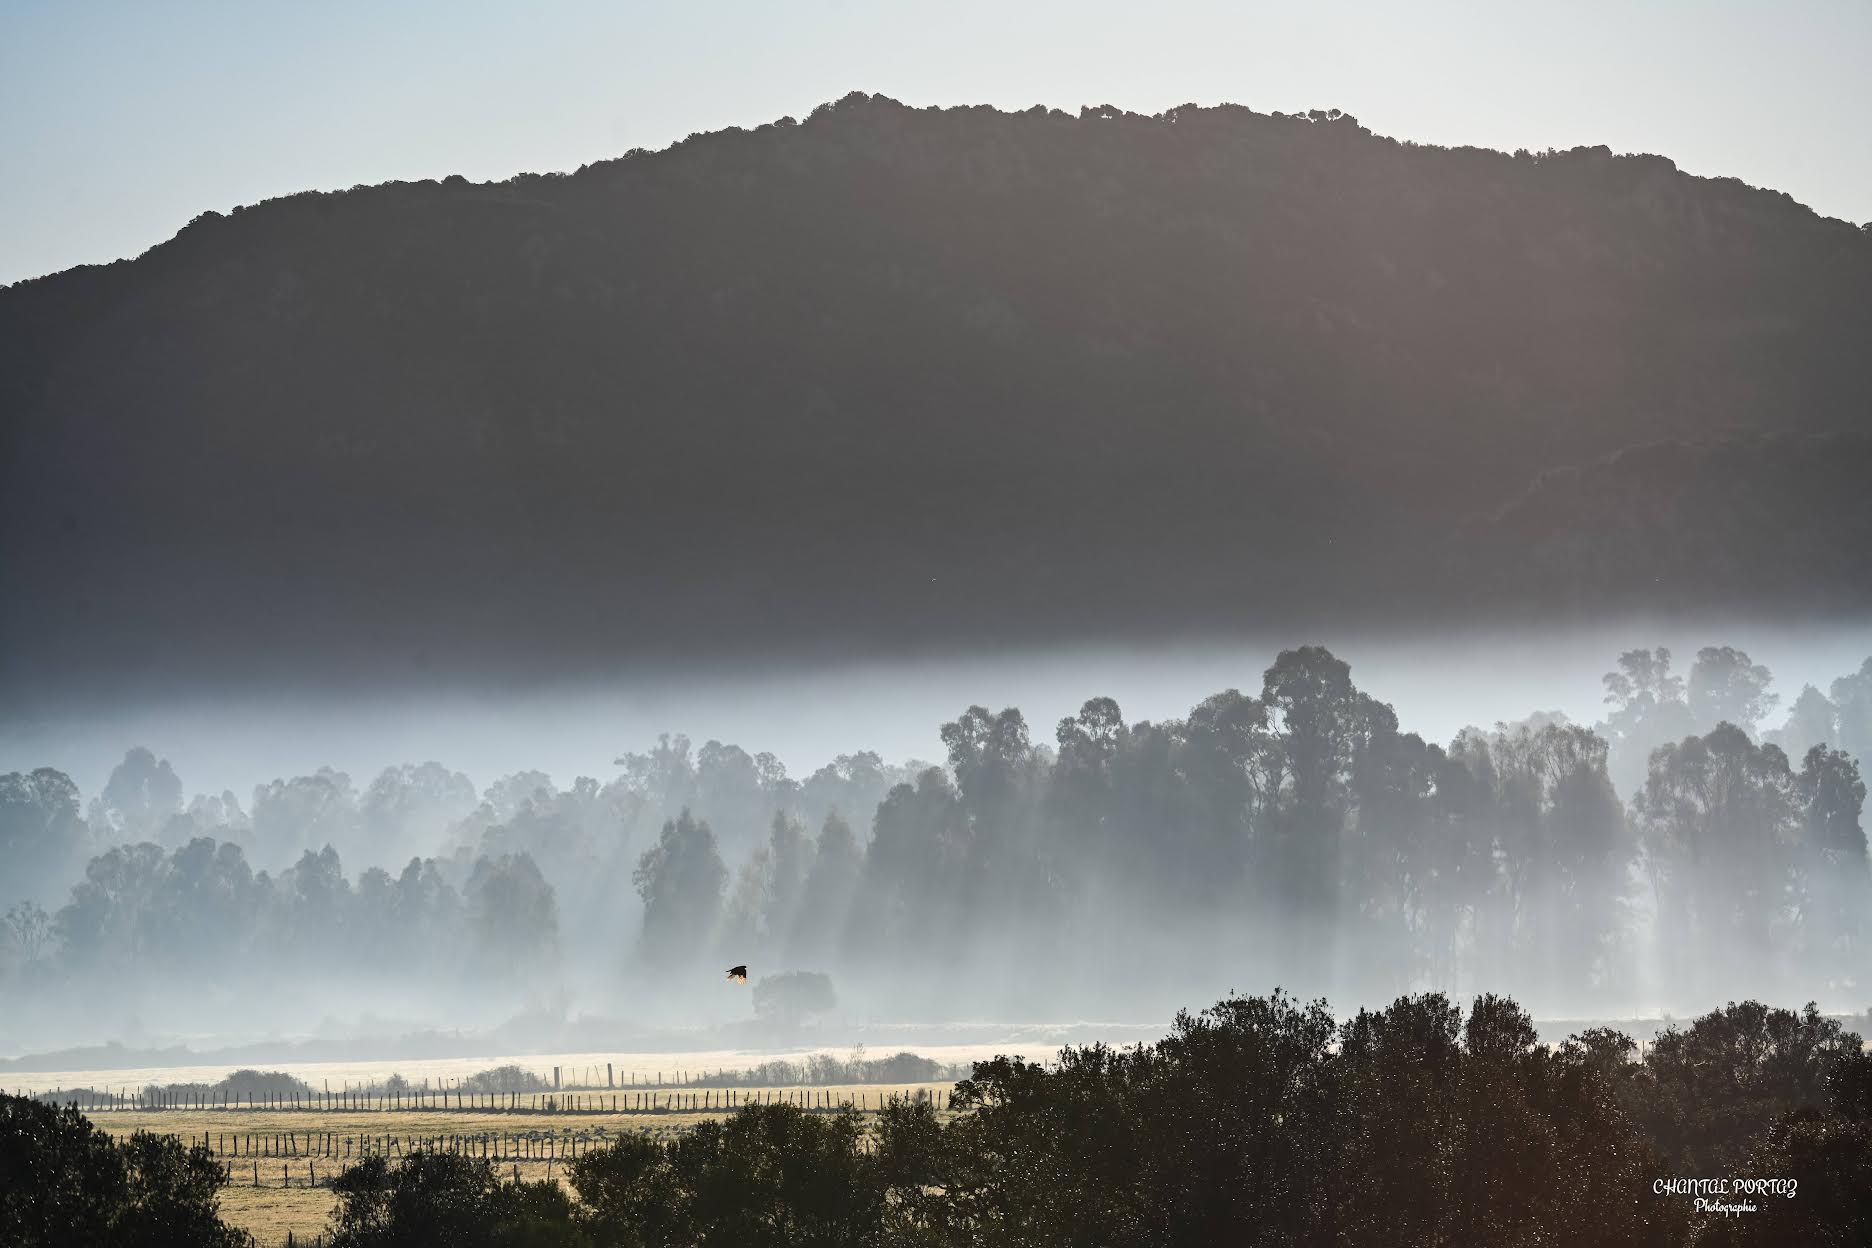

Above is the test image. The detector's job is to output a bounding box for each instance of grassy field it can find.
[89,1082,956,1246]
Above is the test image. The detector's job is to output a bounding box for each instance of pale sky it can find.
[2,0,1868,287]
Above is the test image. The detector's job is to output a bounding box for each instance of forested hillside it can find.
[4,94,1869,691]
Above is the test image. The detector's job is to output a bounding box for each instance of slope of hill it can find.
[1457,431,1872,613]
[3,93,1868,692]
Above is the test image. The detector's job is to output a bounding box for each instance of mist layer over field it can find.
[3,620,1868,1064]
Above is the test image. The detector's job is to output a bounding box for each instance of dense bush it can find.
[326,1151,581,1248]
[0,1094,249,1246]
[459,1064,554,1095]
[153,1069,315,1104]
[573,1103,889,1247]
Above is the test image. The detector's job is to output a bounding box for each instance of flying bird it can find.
[726,965,748,983]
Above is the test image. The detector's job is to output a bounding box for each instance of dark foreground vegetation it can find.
[0,1096,248,1246]
[9,991,1870,1246]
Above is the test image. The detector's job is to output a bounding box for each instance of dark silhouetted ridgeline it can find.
[3,94,1869,692]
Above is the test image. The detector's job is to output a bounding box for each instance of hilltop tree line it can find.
[8,990,1870,1246]
[3,646,1868,1011]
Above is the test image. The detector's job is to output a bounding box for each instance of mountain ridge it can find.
[3,92,1868,693]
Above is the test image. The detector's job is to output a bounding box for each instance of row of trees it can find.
[629,647,1869,1009]
[3,645,1867,1013]
[3,742,925,908]
[1601,646,1872,797]
[3,840,558,989]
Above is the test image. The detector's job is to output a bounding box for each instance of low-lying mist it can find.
[2,619,1868,1065]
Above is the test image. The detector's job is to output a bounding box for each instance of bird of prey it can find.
[726,965,748,983]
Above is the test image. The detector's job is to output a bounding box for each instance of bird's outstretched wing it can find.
[726,965,748,982]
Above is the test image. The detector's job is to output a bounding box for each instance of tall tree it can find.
[1049,697,1128,894]
[799,751,919,840]
[273,845,353,962]
[1688,645,1778,736]
[861,768,971,956]
[1766,683,1841,763]
[632,810,727,965]
[465,852,559,978]
[0,902,54,979]
[1831,657,1872,766]
[1472,723,1633,998]
[0,767,88,904]
[1635,724,1799,996]
[761,812,812,959]
[1598,647,1696,797]
[1178,688,1277,895]
[360,762,476,865]
[250,767,360,867]
[88,747,182,844]
[694,740,771,853]
[1792,745,1868,975]
[941,706,1049,927]
[790,812,861,965]
[1260,646,1396,920]
[720,846,771,960]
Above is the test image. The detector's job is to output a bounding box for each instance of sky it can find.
[2,0,1869,286]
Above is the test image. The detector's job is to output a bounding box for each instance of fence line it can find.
[17,1083,950,1116]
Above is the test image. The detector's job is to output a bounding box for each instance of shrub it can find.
[0,1093,249,1246]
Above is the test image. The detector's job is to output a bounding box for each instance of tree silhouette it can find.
[1636,724,1799,994]
[1688,645,1779,736]
[632,810,726,965]
[90,748,183,845]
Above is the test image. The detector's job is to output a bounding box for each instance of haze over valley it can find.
[3,34,1871,1239]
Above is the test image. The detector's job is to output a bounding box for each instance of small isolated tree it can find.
[752,971,838,1029]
